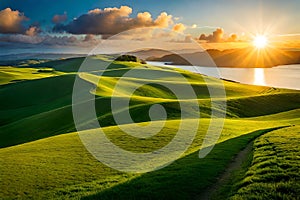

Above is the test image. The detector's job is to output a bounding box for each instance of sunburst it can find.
[253,35,268,49]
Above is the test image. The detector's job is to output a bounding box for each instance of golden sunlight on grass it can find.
[253,35,268,49]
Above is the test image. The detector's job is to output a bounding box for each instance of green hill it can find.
[0,55,299,199]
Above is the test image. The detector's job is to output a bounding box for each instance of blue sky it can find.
[1,0,299,34]
[0,0,299,54]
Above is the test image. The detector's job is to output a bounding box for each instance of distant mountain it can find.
[129,48,201,60]
[148,48,300,68]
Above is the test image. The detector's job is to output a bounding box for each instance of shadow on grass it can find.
[82,126,286,200]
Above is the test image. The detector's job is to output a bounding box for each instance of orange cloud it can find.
[137,12,152,24]
[25,26,40,36]
[172,23,186,33]
[199,28,240,43]
[227,33,238,42]
[154,12,173,27]
[212,28,224,42]
[88,6,132,16]
[52,12,67,24]
[0,8,28,34]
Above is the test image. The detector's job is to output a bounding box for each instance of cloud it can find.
[154,12,173,27]
[0,8,28,34]
[25,26,40,36]
[172,23,186,33]
[41,35,78,46]
[83,34,95,42]
[110,28,154,40]
[184,35,193,43]
[82,34,101,45]
[212,28,224,42]
[0,34,43,44]
[52,12,67,24]
[199,33,212,41]
[53,6,173,37]
[170,33,195,43]
[227,33,238,42]
[199,28,239,43]
[0,33,101,47]
[136,12,153,24]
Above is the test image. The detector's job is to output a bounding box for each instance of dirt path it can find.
[197,141,253,200]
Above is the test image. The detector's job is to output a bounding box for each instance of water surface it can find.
[147,61,300,90]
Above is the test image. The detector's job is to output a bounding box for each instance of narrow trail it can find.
[197,141,253,200]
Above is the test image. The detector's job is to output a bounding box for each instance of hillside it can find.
[129,48,201,60]
[0,55,299,199]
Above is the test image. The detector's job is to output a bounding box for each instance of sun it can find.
[253,35,268,49]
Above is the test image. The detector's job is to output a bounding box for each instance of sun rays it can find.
[253,35,268,49]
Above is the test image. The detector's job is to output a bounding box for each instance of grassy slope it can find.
[0,57,299,199]
[231,126,300,200]
[0,66,64,85]
[215,126,300,200]
[0,74,75,126]
[1,65,299,148]
[0,120,295,200]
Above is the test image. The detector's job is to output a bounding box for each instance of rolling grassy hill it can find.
[0,66,64,85]
[230,125,300,200]
[213,125,300,200]
[0,55,299,199]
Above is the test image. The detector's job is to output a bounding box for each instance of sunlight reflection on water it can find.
[253,68,266,86]
[147,62,300,90]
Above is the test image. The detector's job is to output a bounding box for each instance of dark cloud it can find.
[52,12,67,24]
[0,34,43,44]
[0,8,28,34]
[41,35,77,45]
[53,6,173,37]
[0,34,100,47]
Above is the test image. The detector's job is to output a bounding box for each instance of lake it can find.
[147,61,300,91]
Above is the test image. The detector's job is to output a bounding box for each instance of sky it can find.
[0,0,299,54]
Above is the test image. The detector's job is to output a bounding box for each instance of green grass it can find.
[0,120,290,199]
[0,56,299,199]
[1,67,299,148]
[215,126,300,200]
[0,66,64,85]
[0,117,298,199]
[82,127,288,200]
[0,74,75,127]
